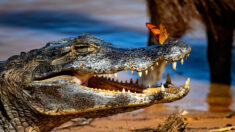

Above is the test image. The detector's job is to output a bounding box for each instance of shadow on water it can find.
[0,10,147,47]
[0,10,119,34]
[207,83,233,112]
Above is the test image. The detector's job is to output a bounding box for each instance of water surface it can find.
[0,0,234,112]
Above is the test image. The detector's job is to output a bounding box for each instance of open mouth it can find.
[34,44,191,98]
[70,54,190,97]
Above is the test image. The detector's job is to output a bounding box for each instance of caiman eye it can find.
[71,43,97,54]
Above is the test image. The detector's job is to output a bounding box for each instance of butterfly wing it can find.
[159,24,168,44]
[146,23,160,40]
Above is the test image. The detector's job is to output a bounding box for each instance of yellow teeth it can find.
[151,66,154,70]
[161,83,165,91]
[102,74,106,78]
[156,62,159,66]
[113,73,118,78]
[165,73,171,84]
[138,71,142,77]
[172,62,177,71]
[108,74,111,78]
[122,88,125,93]
[131,70,134,74]
[183,77,190,88]
[145,70,148,75]
[180,59,184,65]
[130,78,133,83]
[135,78,139,84]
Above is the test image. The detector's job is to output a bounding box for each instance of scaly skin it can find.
[0,34,191,132]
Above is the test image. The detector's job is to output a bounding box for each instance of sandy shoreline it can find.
[52,106,235,132]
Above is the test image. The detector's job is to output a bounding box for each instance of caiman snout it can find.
[29,34,191,116]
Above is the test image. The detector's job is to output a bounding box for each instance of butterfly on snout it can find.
[146,23,168,44]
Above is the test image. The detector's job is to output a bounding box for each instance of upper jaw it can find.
[32,39,190,80]
[63,39,190,74]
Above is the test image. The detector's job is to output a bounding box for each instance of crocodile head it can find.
[0,34,191,131]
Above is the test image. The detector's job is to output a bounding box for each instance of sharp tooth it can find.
[180,59,184,65]
[184,77,190,88]
[165,61,168,64]
[156,62,159,66]
[113,73,118,78]
[134,92,137,96]
[151,66,154,70]
[122,88,125,93]
[128,90,130,93]
[172,62,177,71]
[130,78,133,83]
[125,69,127,72]
[165,73,171,84]
[138,71,142,77]
[145,70,148,75]
[131,70,134,74]
[108,74,111,78]
[168,88,171,92]
[161,83,165,92]
[94,75,97,77]
[135,78,139,84]
[102,74,106,78]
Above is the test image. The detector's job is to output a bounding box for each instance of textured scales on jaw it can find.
[0,34,191,132]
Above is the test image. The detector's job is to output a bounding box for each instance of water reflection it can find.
[207,83,233,112]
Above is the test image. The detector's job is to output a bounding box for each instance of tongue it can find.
[73,72,93,86]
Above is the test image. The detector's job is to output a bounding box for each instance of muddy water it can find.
[0,0,235,114]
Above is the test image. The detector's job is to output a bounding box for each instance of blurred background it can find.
[0,0,234,131]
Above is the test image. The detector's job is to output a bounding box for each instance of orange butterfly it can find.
[146,23,168,44]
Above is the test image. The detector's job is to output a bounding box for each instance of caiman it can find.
[0,34,191,132]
